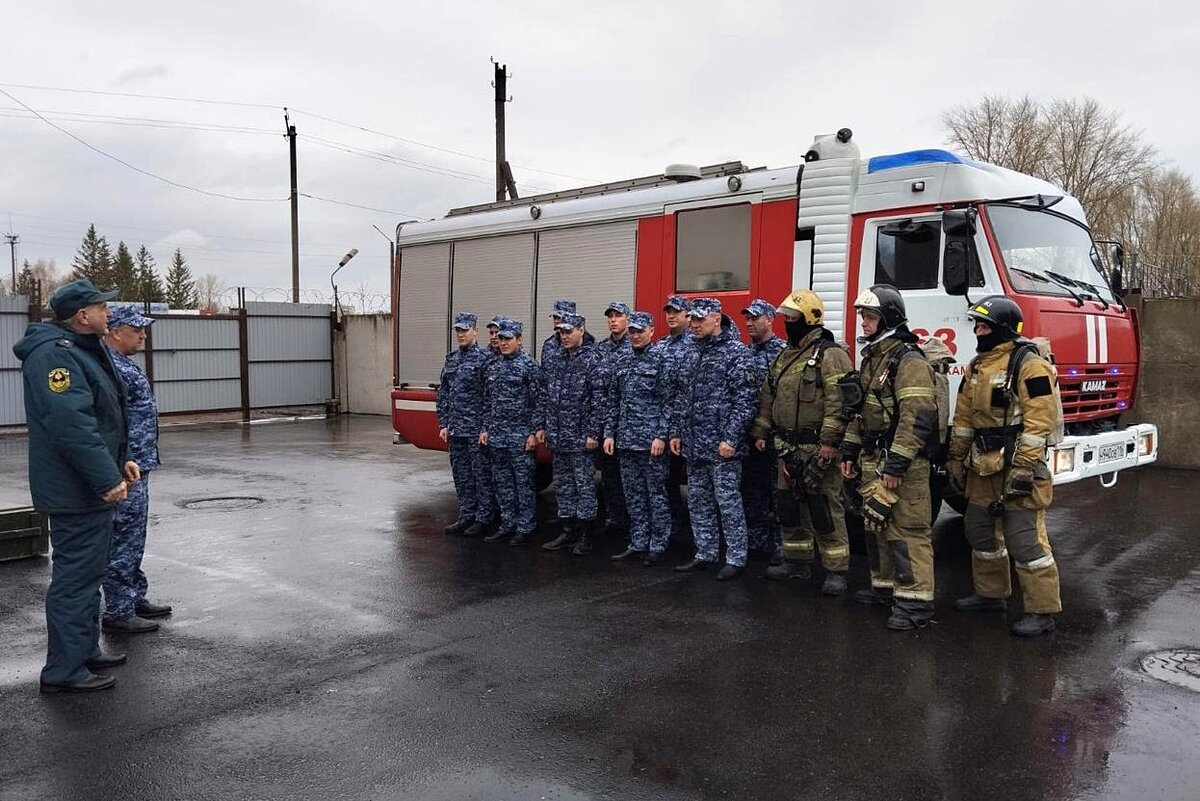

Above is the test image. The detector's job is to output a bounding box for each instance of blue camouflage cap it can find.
[550,299,577,318]
[453,311,478,330]
[49,279,119,320]
[627,311,654,331]
[497,319,523,338]
[687,297,722,319]
[488,315,508,329]
[604,300,631,317]
[663,294,694,312]
[555,312,585,331]
[108,305,155,329]
[741,298,777,319]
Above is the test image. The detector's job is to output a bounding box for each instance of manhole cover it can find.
[179,496,264,511]
[1140,649,1200,692]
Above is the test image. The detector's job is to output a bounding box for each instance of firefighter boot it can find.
[854,587,893,607]
[766,561,811,581]
[954,593,1008,612]
[820,571,848,596]
[1011,614,1056,637]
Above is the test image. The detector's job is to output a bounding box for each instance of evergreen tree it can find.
[71,224,113,288]
[164,248,197,308]
[134,245,165,303]
[15,259,36,296]
[111,241,138,299]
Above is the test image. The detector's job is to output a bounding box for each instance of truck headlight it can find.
[1053,446,1076,475]
[1138,431,1155,456]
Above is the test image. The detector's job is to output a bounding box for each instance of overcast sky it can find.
[1,0,1196,308]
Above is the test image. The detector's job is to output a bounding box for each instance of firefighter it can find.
[595,301,633,536]
[437,312,494,537]
[750,290,853,594]
[479,320,542,546]
[840,285,938,630]
[947,295,1061,637]
[658,295,696,539]
[741,298,787,559]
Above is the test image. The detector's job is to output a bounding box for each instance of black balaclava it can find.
[785,318,813,345]
[975,327,1016,353]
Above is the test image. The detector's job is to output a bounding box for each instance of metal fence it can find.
[0,294,333,427]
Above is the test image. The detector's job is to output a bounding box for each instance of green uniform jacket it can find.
[749,327,852,447]
[844,333,936,477]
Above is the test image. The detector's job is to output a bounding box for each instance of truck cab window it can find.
[875,221,940,290]
[675,203,751,292]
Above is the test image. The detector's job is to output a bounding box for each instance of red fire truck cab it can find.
[390,129,1158,488]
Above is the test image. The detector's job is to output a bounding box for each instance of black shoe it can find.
[509,532,531,547]
[134,600,173,619]
[674,558,712,573]
[444,518,472,535]
[716,564,744,581]
[542,524,576,552]
[854,588,893,607]
[643,552,666,567]
[39,673,116,693]
[820,572,848,596]
[1011,613,1056,637]
[571,534,593,556]
[84,652,127,670]
[462,521,486,538]
[766,562,811,581]
[954,594,1008,612]
[483,529,509,543]
[610,547,646,561]
[101,616,160,634]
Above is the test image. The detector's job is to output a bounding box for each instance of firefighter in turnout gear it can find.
[749,289,853,594]
[840,284,939,630]
[947,295,1062,637]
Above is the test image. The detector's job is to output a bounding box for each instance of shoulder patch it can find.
[48,367,71,393]
[55,338,73,348]
[1024,375,1053,398]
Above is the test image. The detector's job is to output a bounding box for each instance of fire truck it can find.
[390,129,1158,497]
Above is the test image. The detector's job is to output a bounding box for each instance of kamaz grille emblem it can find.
[1081,380,1106,392]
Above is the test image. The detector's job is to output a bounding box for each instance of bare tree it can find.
[942,95,1044,176]
[195,273,226,313]
[1121,168,1200,296]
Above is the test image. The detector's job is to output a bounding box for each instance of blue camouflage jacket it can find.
[541,330,595,366]
[749,336,787,384]
[13,321,127,514]
[670,317,758,461]
[482,350,541,448]
[605,342,671,451]
[110,348,160,472]
[658,328,696,396]
[539,342,604,451]
[437,343,490,437]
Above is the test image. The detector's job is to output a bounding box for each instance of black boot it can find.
[854,587,893,607]
[462,521,486,538]
[1011,613,1056,637]
[766,561,811,581]
[444,518,471,535]
[610,546,646,561]
[954,593,1008,612]
[484,527,509,543]
[542,520,576,552]
[820,572,848,596]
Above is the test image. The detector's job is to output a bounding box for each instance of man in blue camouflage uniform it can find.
[537,313,604,555]
[101,306,171,635]
[669,298,758,580]
[540,299,595,365]
[478,315,507,530]
[740,299,787,560]
[438,312,494,538]
[594,300,633,536]
[658,294,696,538]
[480,320,542,545]
[15,280,136,692]
[604,311,673,566]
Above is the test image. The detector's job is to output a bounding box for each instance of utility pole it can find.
[3,233,17,295]
[285,108,300,303]
[492,59,511,202]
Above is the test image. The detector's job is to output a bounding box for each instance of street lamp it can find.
[331,248,358,324]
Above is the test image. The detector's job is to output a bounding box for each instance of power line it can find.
[0,88,289,203]
[0,82,279,110]
[0,106,278,135]
[1,211,349,249]
[298,193,427,218]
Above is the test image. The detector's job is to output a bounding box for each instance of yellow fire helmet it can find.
[777,289,825,326]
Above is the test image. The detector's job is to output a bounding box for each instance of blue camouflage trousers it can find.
[491,447,537,535]
[103,475,151,620]
[742,446,780,554]
[619,450,671,553]
[687,459,749,567]
[449,437,494,523]
[552,450,597,520]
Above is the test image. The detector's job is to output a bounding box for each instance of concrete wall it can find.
[335,314,393,416]
[1131,297,1200,469]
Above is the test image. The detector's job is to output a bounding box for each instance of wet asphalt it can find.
[1,416,1198,801]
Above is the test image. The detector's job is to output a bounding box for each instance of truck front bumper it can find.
[1049,423,1158,486]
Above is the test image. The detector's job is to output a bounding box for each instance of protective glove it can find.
[841,441,862,465]
[862,495,894,534]
[1004,464,1035,497]
[802,454,827,493]
[946,458,967,495]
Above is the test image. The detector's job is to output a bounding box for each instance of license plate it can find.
[1098,443,1125,464]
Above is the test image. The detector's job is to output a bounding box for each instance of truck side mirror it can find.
[943,240,970,297]
[942,208,976,238]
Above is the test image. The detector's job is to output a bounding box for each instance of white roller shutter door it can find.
[534,222,638,357]
[451,234,536,341]
[398,243,451,388]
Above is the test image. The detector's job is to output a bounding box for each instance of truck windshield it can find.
[986,203,1115,303]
